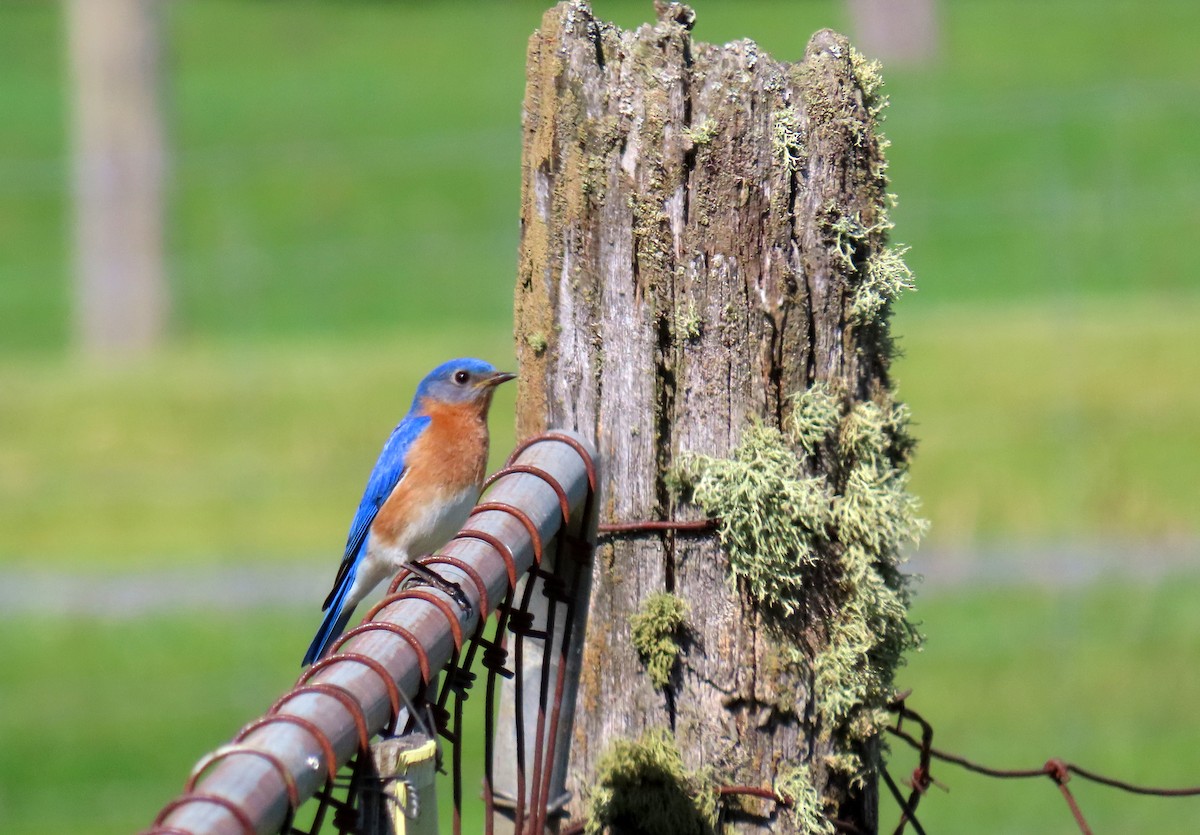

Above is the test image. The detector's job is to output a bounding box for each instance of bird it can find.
[302,357,516,666]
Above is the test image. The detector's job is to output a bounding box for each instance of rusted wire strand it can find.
[881,767,927,835]
[886,696,1200,835]
[148,431,596,835]
[887,705,1200,796]
[597,518,716,534]
[482,589,515,835]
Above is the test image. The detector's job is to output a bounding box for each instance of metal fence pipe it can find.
[146,430,598,835]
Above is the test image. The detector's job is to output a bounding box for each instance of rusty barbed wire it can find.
[596,515,1200,834]
[154,460,1200,835]
[145,431,598,835]
[597,518,717,534]
[885,691,1200,835]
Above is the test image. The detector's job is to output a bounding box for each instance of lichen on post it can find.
[513,2,922,832]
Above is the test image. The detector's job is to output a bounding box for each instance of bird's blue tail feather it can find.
[302,565,358,666]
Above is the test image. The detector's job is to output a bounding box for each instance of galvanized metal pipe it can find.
[145,431,597,835]
[490,467,597,833]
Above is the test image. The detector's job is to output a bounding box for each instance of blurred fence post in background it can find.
[64,0,168,355]
[845,0,940,67]
[514,2,920,832]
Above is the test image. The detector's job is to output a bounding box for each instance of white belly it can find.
[367,484,480,572]
[342,485,481,612]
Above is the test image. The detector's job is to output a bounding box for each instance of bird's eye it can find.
[453,370,470,385]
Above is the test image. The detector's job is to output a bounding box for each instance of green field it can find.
[2,0,1197,558]
[891,578,1200,833]
[1,1,1198,833]
[3,579,1197,834]
[0,331,517,567]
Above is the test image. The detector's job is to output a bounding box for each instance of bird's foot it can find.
[403,560,474,619]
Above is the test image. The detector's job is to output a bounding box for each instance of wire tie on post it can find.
[504,431,598,494]
[454,528,519,591]
[484,463,572,529]
[368,587,465,651]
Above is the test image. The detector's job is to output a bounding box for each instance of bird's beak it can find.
[482,371,517,388]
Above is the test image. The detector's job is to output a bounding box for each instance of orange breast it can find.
[371,398,490,542]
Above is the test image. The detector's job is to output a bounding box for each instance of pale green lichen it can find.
[771,108,805,175]
[824,209,890,272]
[585,728,717,835]
[822,203,916,323]
[827,213,863,270]
[678,422,832,615]
[851,245,915,324]
[824,750,868,789]
[776,764,835,835]
[849,47,887,121]
[678,384,925,798]
[838,45,917,322]
[631,592,690,689]
[675,301,703,340]
[525,331,550,355]
[811,394,925,742]
[683,116,720,147]
[787,381,841,454]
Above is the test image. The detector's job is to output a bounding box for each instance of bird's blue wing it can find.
[343,413,432,561]
[319,413,431,612]
[304,413,431,665]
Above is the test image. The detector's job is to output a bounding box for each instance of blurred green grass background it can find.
[1,0,1198,832]
[6,580,1199,833]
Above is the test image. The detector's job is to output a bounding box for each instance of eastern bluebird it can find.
[302,358,515,666]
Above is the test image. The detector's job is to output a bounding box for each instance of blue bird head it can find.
[411,357,516,409]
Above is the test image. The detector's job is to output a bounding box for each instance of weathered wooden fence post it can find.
[514,2,922,833]
[65,0,169,355]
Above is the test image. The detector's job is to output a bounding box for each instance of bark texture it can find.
[514,3,902,831]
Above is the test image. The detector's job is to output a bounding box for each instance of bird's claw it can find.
[404,561,474,619]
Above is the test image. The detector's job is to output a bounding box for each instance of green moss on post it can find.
[678,422,833,615]
[630,592,690,689]
[776,765,835,835]
[525,331,550,355]
[516,3,920,830]
[680,383,925,784]
[683,116,720,147]
[585,729,718,835]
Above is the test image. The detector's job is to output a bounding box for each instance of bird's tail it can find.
[302,565,358,667]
